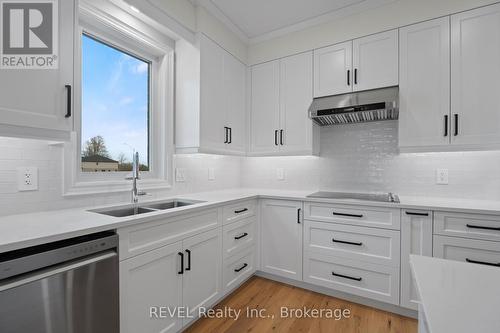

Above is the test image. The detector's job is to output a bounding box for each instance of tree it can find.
[82,136,109,157]
[117,152,128,164]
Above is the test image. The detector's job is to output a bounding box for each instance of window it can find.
[81,34,150,172]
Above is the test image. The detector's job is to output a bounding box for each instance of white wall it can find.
[0,138,242,217]
[242,121,500,200]
[248,0,499,65]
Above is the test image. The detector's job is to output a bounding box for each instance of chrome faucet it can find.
[126,152,147,203]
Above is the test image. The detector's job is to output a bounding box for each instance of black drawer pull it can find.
[178,252,184,274]
[274,130,278,146]
[354,68,358,85]
[234,232,248,240]
[234,208,248,214]
[444,115,448,137]
[234,263,248,272]
[405,211,429,217]
[224,127,229,143]
[185,249,191,271]
[466,258,500,267]
[332,238,363,246]
[332,271,362,281]
[65,85,72,118]
[347,69,350,86]
[466,224,500,231]
[454,114,459,136]
[297,208,301,224]
[332,212,363,218]
[228,127,232,144]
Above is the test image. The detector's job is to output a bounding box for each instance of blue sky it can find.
[81,34,149,165]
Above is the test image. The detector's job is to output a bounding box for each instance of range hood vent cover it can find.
[308,86,399,126]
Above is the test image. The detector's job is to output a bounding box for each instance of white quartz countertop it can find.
[3,188,500,253]
[410,255,500,333]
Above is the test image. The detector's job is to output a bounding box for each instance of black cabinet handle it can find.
[466,258,500,267]
[332,271,362,281]
[280,129,284,145]
[347,70,350,86]
[297,208,301,224]
[274,130,278,146]
[405,211,429,217]
[466,224,500,231]
[234,232,248,240]
[332,211,363,218]
[178,252,184,274]
[332,238,363,246]
[185,249,191,271]
[454,114,458,136]
[444,115,448,137]
[228,127,232,144]
[224,127,229,143]
[354,68,358,85]
[65,85,72,118]
[234,208,248,214]
[234,263,248,272]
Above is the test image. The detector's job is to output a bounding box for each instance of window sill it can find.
[63,178,172,197]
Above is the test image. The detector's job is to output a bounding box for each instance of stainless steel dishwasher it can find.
[0,231,119,333]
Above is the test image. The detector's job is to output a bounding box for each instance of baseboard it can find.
[254,271,418,319]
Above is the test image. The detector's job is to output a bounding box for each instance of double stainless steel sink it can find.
[90,199,204,217]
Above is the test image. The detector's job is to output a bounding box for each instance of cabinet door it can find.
[313,41,352,97]
[260,199,303,281]
[200,35,227,151]
[250,61,280,154]
[279,52,314,154]
[400,210,432,310]
[120,242,183,333]
[182,228,222,326]
[224,52,246,154]
[0,0,73,133]
[451,3,500,146]
[399,18,450,148]
[353,30,398,91]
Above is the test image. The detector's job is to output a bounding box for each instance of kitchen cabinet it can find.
[176,34,246,155]
[400,210,433,310]
[260,199,303,281]
[313,30,398,98]
[120,241,183,333]
[0,0,74,139]
[451,3,500,147]
[250,52,319,156]
[399,17,450,149]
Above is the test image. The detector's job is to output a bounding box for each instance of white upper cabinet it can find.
[250,52,318,156]
[176,34,246,155]
[399,17,450,149]
[451,3,500,146]
[313,41,352,97]
[0,0,74,138]
[313,30,398,98]
[352,30,399,91]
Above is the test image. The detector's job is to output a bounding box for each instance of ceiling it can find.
[195,0,395,42]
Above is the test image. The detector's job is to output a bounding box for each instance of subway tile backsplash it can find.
[2,120,500,217]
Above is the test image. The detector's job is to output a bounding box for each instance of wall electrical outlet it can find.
[436,168,449,185]
[208,168,216,181]
[276,168,285,181]
[17,167,38,191]
[175,168,186,182]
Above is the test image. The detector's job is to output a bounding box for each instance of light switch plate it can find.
[208,168,216,181]
[436,168,449,185]
[175,168,186,182]
[276,168,285,181]
[17,167,38,191]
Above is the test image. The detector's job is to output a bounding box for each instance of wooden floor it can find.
[185,276,417,333]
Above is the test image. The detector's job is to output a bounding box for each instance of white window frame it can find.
[63,1,174,196]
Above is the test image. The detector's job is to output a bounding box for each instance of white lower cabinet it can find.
[120,241,184,333]
[433,235,500,265]
[223,248,255,293]
[400,210,433,310]
[260,199,303,281]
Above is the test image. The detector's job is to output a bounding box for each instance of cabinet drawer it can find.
[434,235,500,267]
[223,249,255,293]
[434,211,500,241]
[304,202,400,230]
[304,253,399,305]
[222,200,256,225]
[223,217,256,258]
[118,209,220,260]
[304,220,400,267]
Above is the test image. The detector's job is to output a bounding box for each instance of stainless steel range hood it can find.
[308,86,399,126]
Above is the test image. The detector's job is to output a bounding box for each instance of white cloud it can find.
[133,62,148,74]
